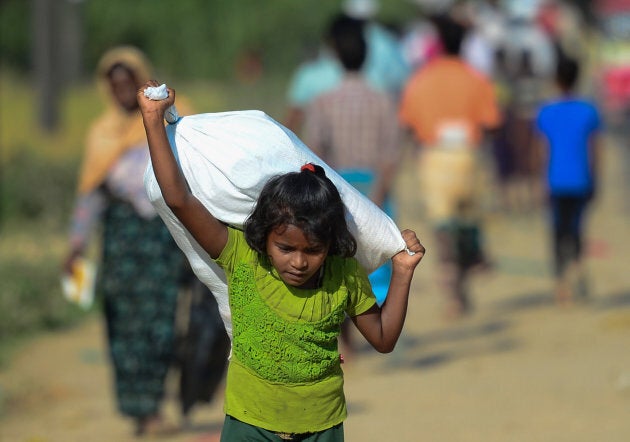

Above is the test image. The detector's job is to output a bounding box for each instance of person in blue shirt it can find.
[536,56,602,306]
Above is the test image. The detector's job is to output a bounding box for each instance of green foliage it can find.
[0,75,88,366]
[0,255,86,336]
[0,0,30,69]
[0,146,85,367]
[0,232,90,368]
[83,0,342,80]
[1,0,415,80]
[1,149,79,228]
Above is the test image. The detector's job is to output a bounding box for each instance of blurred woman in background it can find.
[63,46,185,436]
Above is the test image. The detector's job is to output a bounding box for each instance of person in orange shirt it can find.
[399,12,501,319]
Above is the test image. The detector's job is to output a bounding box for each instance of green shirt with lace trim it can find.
[216,227,376,433]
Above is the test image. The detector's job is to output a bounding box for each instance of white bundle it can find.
[143,83,179,124]
[144,108,406,339]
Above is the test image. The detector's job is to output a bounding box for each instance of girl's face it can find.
[266,224,329,289]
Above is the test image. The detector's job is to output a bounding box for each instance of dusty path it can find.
[1,138,629,442]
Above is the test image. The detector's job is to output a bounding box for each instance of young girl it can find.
[138,80,425,441]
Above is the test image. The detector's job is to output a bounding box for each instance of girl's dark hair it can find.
[244,164,357,258]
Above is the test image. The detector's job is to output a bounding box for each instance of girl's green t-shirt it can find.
[216,227,376,433]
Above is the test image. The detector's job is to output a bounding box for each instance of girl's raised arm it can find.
[351,229,425,353]
[137,81,227,259]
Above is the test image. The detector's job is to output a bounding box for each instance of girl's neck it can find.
[298,265,325,290]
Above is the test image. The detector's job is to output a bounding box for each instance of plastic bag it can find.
[144,110,405,338]
[60,258,96,310]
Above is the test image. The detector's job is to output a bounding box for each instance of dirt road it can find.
[1,139,629,442]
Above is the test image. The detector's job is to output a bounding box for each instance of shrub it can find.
[1,148,78,228]
[0,147,87,367]
[0,246,90,367]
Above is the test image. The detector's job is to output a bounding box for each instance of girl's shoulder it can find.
[216,226,258,270]
[325,255,376,316]
[327,254,360,270]
[324,255,368,286]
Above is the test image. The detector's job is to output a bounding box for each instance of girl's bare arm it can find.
[137,81,227,259]
[351,229,425,353]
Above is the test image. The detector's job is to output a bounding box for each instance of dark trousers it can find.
[549,194,590,276]
[220,416,344,441]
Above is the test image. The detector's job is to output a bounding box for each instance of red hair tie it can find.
[301,163,316,173]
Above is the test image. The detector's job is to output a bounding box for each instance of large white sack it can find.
[144,110,406,338]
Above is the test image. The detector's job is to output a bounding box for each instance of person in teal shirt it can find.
[138,82,425,441]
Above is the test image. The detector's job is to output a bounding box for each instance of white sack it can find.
[144,110,406,339]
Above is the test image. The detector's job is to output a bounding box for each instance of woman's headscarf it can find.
[76,46,154,194]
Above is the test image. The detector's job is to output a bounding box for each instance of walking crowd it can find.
[59,0,609,440]
[287,0,597,321]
